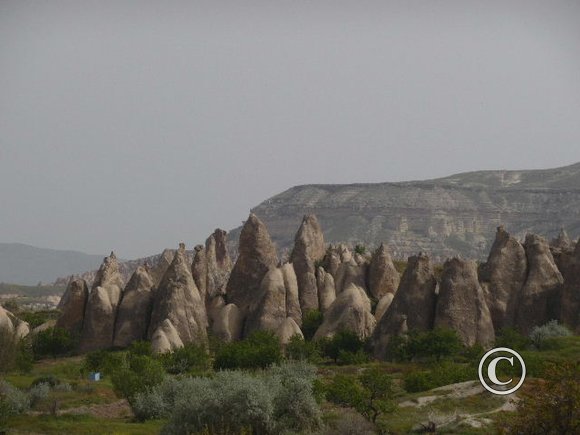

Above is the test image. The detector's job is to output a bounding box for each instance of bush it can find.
[0,380,30,414]
[403,362,474,393]
[214,330,282,370]
[407,328,462,361]
[495,327,531,351]
[28,382,50,408]
[158,343,210,375]
[285,335,321,363]
[82,350,125,377]
[320,330,366,364]
[325,367,395,423]
[302,310,324,341]
[31,375,60,388]
[502,361,580,434]
[136,362,321,434]
[127,340,153,357]
[0,327,17,372]
[337,349,369,365]
[354,244,367,255]
[111,354,165,405]
[32,327,76,359]
[529,320,572,350]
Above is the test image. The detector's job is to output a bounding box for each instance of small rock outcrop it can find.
[371,253,437,359]
[113,266,154,348]
[479,227,527,331]
[0,305,30,340]
[435,258,495,347]
[334,260,367,295]
[316,267,336,313]
[80,253,124,352]
[226,214,278,315]
[291,215,326,313]
[368,244,400,299]
[313,284,376,340]
[56,278,89,336]
[148,244,208,353]
[515,234,564,334]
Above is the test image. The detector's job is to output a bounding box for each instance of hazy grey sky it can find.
[1,1,580,258]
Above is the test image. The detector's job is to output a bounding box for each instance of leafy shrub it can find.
[320,330,366,364]
[53,382,72,392]
[337,349,369,365]
[82,350,125,377]
[18,310,59,329]
[136,362,321,434]
[111,354,165,405]
[495,327,531,351]
[403,362,474,393]
[158,343,210,374]
[354,244,367,255]
[501,362,580,434]
[31,375,60,388]
[28,382,50,408]
[127,340,153,357]
[32,327,76,359]
[302,310,324,341]
[285,334,321,363]
[529,320,572,350]
[0,327,17,372]
[325,367,395,423]
[214,330,282,370]
[0,380,30,414]
[387,328,463,362]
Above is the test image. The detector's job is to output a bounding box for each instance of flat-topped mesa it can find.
[79,252,124,352]
[368,243,401,300]
[56,277,89,336]
[515,234,564,335]
[113,265,154,348]
[371,253,437,360]
[148,243,208,353]
[291,214,326,314]
[225,213,278,315]
[435,258,495,347]
[479,226,527,331]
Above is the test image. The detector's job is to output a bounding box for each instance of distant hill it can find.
[232,162,580,261]
[0,243,107,286]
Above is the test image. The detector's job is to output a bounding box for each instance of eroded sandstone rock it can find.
[212,303,243,342]
[56,278,89,336]
[277,317,303,345]
[368,244,400,299]
[316,266,336,313]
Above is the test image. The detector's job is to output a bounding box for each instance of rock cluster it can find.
[0,304,30,340]
[56,213,579,358]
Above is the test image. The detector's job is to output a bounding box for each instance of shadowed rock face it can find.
[226,214,278,315]
[435,258,495,347]
[371,253,437,359]
[515,234,564,335]
[113,266,154,348]
[316,266,336,313]
[314,284,376,340]
[191,245,208,300]
[150,249,175,288]
[80,252,124,352]
[148,244,208,353]
[212,303,243,342]
[479,227,527,331]
[281,263,302,326]
[245,268,288,335]
[205,229,233,299]
[560,243,580,332]
[368,244,400,299]
[56,278,89,336]
[291,215,326,314]
[374,293,394,322]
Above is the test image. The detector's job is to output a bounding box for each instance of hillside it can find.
[0,243,106,286]
[237,162,580,260]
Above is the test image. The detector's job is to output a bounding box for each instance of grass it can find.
[6,414,163,434]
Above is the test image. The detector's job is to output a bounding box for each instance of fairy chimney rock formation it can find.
[291,214,326,314]
[56,277,89,336]
[435,258,495,347]
[515,234,564,334]
[79,252,124,352]
[371,253,437,359]
[479,226,527,331]
[313,283,376,340]
[368,244,401,299]
[113,265,154,348]
[148,244,208,353]
[226,214,278,315]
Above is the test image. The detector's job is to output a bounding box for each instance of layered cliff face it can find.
[238,162,580,261]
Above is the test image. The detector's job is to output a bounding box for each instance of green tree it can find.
[214,330,282,370]
[111,355,165,405]
[320,330,366,364]
[32,327,75,359]
[302,310,323,341]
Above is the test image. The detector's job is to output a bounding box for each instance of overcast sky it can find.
[1,1,580,259]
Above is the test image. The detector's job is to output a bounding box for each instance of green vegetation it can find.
[386,328,463,362]
[319,330,369,365]
[301,309,323,340]
[529,320,572,350]
[214,330,283,370]
[32,327,77,359]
